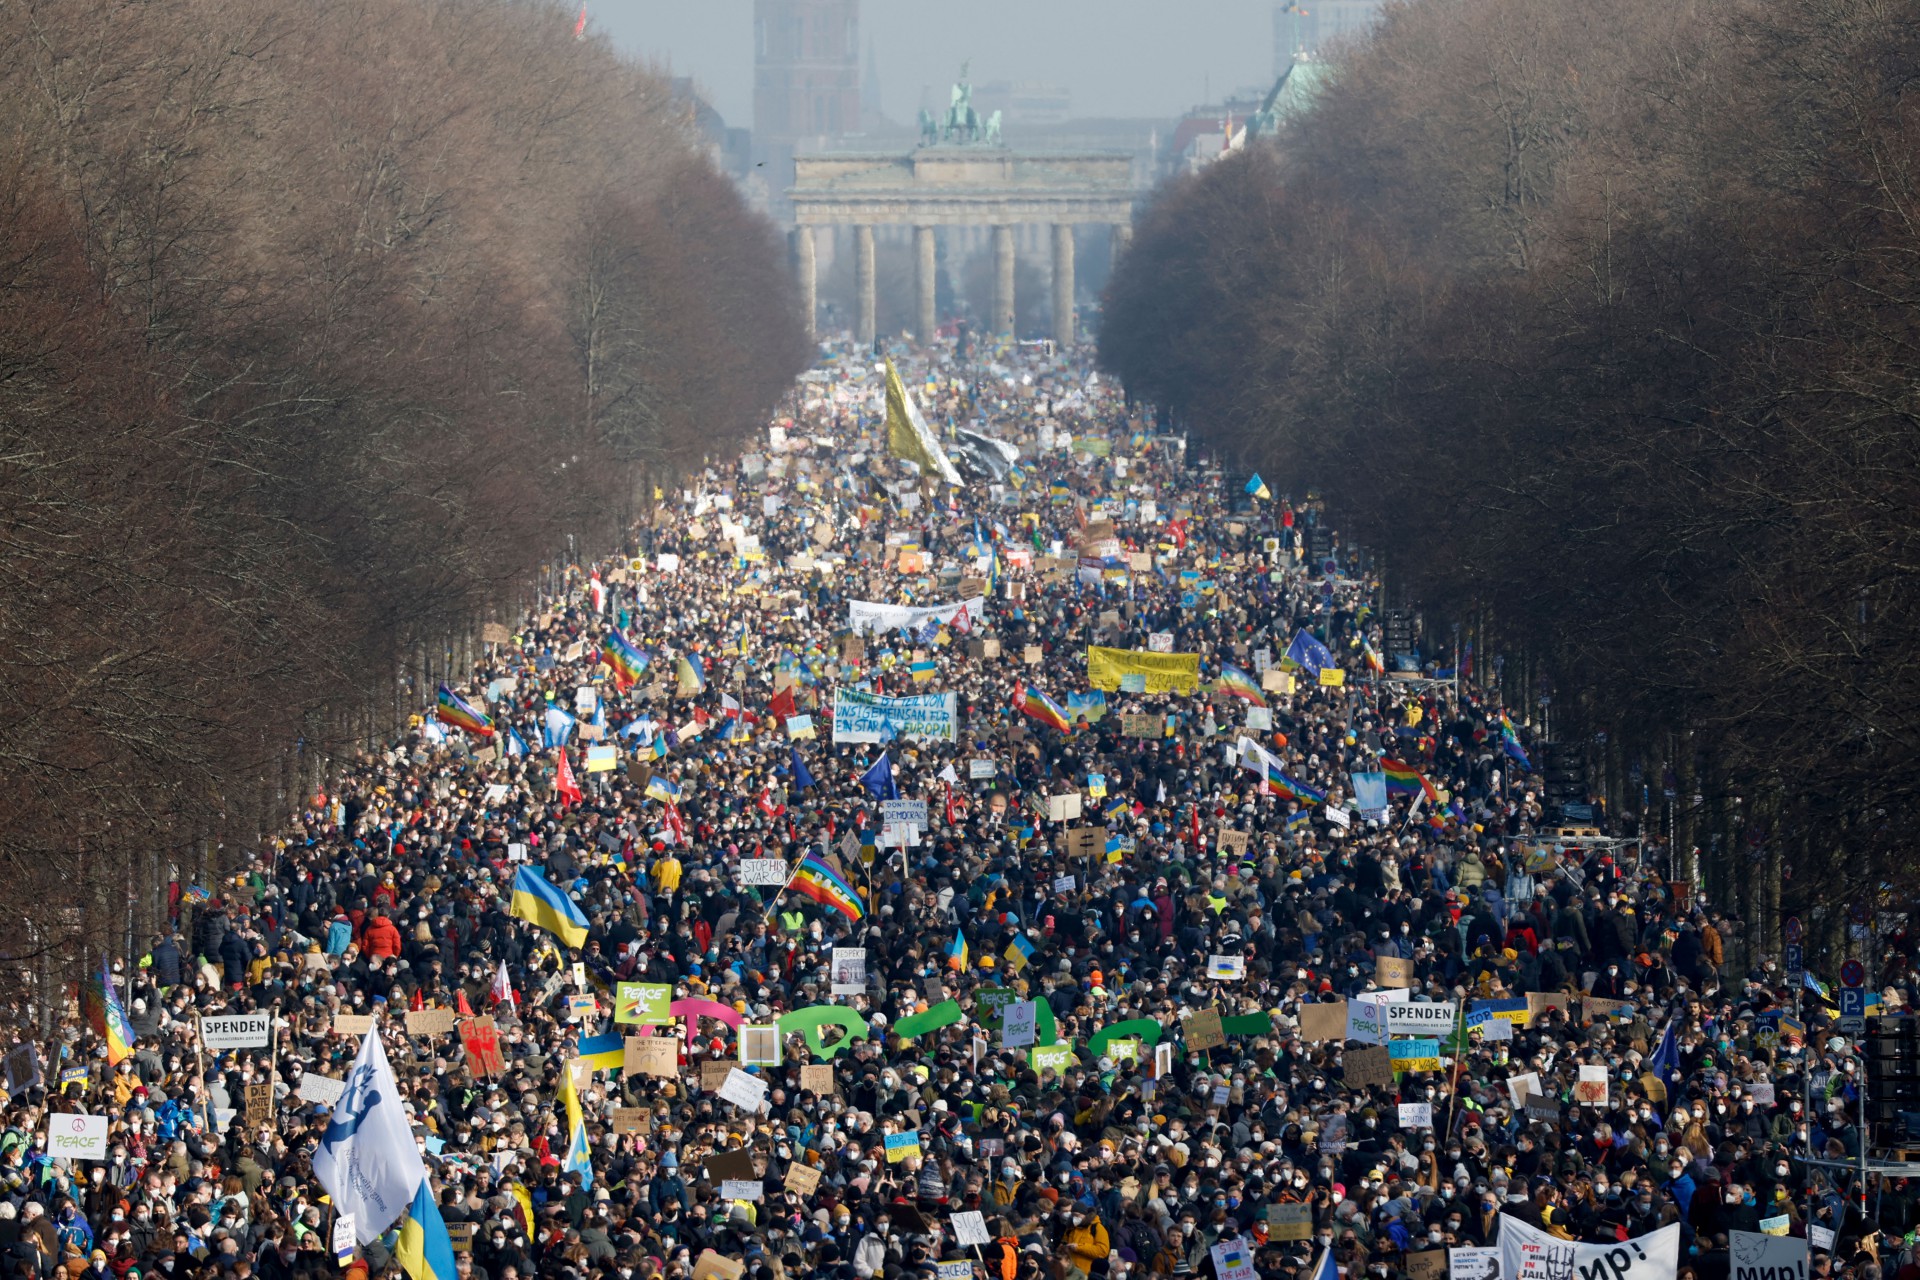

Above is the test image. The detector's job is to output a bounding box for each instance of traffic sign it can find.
[1849,902,1869,925]
[1839,988,1866,1018]
[1783,944,1803,972]
[1784,916,1803,944]
[1841,958,1867,989]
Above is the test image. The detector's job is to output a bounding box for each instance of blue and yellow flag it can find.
[562,1057,594,1188]
[577,1032,624,1073]
[509,866,588,949]
[396,1180,458,1280]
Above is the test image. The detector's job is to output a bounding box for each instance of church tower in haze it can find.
[754,0,860,146]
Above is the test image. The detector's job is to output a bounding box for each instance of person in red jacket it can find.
[362,908,403,959]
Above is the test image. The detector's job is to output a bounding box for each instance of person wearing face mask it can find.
[1664,1156,1698,1218]
[1058,1205,1109,1280]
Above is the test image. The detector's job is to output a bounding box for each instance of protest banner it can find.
[1499,1215,1679,1280]
[1085,646,1201,694]
[1732,1232,1808,1280]
[846,598,985,635]
[831,689,957,743]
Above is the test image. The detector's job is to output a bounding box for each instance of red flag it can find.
[1189,804,1202,850]
[457,989,475,1017]
[410,987,426,1012]
[1165,519,1188,550]
[665,802,686,845]
[950,607,972,634]
[491,959,516,1007]
[767,686,797,725]
[554,748,583,807]
[757,787,786,818]
[573,3,587,39]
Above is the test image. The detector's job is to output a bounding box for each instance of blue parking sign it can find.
[1839,988,1865,1017]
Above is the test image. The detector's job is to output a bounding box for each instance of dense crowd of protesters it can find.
[4,342,1907,1280]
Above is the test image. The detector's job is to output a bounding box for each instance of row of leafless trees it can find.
[0,0,808,997]
[1099,0,1920,948]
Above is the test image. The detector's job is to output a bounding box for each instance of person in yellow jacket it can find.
[651,851,682,897]
[1060,1207,1109,1280]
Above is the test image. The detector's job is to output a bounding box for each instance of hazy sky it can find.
[602,0,1283,128]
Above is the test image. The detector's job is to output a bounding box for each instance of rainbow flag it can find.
[601,630,651,688]
[1215,664,1268,707]
[1498,711,1532,771]
[1238,736,1327,805]
[1362,642,1385,676]
[1382,759,1439,802]
[436,684,495,736]
[788,856,865,921]
[1013,682,1072,733]
[82,959,135,1066]
[1267,768,1327,806]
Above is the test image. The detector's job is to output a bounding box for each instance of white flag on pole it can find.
[312,1015,426,1243]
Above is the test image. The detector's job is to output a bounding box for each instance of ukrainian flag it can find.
[562,1056,594,1188]
[396,1180,458,1280]
[509,866,588,949]
[577,1032,624,1072]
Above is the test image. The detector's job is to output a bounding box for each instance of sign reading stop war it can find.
[200,1013,272,1050]
[48,1113,108,1161]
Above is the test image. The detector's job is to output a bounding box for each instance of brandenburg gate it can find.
[787,89,1137,347]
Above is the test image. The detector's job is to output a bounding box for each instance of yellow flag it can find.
[884,360,961,484]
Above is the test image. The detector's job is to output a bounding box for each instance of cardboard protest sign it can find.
[785,1163,822,1196]
[459,1017,505,1076]
[1064,827,1103,858]
[1376,956,1414,989]
[405,1008,457,1038]
[1407,1251,1447,1280]
[1344,1045,1394,1088]
[702,1149,756,1185]
[692,1251,744,1280]
[1526,991,1573,1021]
[1266,1203,1313,1241]
[610,1108,651,1134]
[625,1036,678,1078]
[1300,1001,1348,1041]
[1186,1008,1226,1051]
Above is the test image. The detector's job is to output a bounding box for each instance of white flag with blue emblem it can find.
[313,1015,425,1243]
